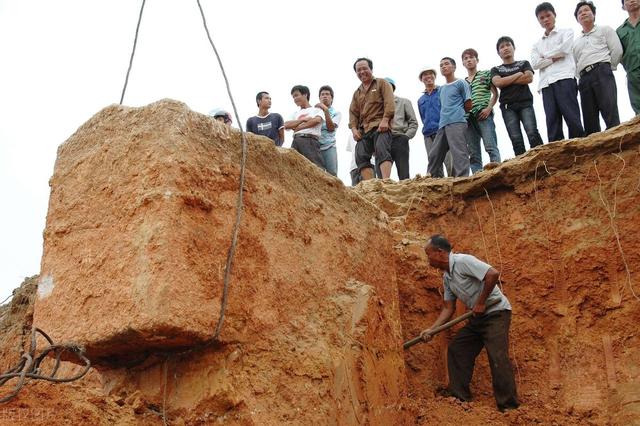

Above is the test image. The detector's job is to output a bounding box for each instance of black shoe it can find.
[498,403,519,413]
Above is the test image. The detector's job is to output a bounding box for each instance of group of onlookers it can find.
[213,1,638,186]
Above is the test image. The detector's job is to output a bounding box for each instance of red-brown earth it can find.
[0,101,638,425]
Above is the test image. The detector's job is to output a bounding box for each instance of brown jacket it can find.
[348,77,395,133]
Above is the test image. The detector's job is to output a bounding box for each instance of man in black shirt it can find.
[491,36,544,156]
[246,91,285,146]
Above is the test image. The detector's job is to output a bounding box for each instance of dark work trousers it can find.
[578,64,620,135]
[355,129,392,172]
[375,134,410,180]
[542,78,585,141]
[350,168,362,186]
[292,134,326,170]
[447,309,519,411]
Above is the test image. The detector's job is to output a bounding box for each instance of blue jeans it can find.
[500,104,543,156]
[320,145,337,176]
[465,113,501,174]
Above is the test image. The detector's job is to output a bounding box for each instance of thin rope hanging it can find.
[195,0,248,340]
[120,0,147,105]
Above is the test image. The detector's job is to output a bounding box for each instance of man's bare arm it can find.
[473,267,500,316]
[492,72,523,88]
[284,119,303,130]
[294,116,322,131]
[514,70,534,85]
[420,299,456,341]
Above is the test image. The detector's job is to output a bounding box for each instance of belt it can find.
[580,62,609,78]
[295,133,319,141]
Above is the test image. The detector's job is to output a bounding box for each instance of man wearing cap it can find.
[380,77,418,180]
[421,234,519,412]
[573,1,623,135]
[246,91,285,146]
[618,0,640,115]
[427,57,472,178]
[210,109,232,126]
[349,57,395,180]
[531,2,584,142]
[417,68,452,177]
[284,85,326,170]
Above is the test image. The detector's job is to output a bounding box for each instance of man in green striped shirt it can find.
[618,0,640,114]
[462,49,501,174]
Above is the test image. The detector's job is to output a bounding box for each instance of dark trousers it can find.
[627,68,640,115]
[578,63,620,135]
[292,134,326,170]
[350,168,362,186]
[447,310,519,411]
[355,129,392,172]
[542,78,584,141]
[500,104,544,156]
[375,134,410,180]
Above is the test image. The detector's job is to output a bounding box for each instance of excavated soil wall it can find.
[356,118,640,425]
[0,103,638,425]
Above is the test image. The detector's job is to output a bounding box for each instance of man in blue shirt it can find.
[427,58,472,178]
[315,85,342,176]
[422,234,519,412]
[417,68,452,177]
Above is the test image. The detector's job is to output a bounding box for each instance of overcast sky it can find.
[0,0,634,302]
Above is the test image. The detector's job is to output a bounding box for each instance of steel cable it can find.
[0,328,91,403]
[195,0,248,340]
[119,0,147,105]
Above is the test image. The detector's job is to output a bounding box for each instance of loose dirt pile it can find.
[0,101,638,425]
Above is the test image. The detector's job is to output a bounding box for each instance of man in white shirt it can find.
[531,2,585,141]
[284,85,326,170]
[573,1,624,135]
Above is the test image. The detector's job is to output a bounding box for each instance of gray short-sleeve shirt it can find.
[443,252,511,314]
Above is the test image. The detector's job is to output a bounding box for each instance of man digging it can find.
[421,234,519,412]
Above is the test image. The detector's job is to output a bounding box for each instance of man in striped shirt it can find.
[462,48,501,174]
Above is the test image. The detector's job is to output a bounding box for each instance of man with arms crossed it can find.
[421,234,519,412]
[573,1,623,135]
[284,85,326,170]
[618,0,640,115]
[246,91,285,146]
[427,57,472,178]
[492,36,544,156]
[531,2,585,141]
[349,57,395,180]
[461,48,502,173]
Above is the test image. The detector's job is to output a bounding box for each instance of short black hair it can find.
[290,85,310,101]
[574,1,596,19]
[441,57,456,67]
[427,234,452,252]
[319,85,334,98]
[256,91,269,106]
[535,2,556,17]
[353,57,373,72]
[496,36,515,53]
